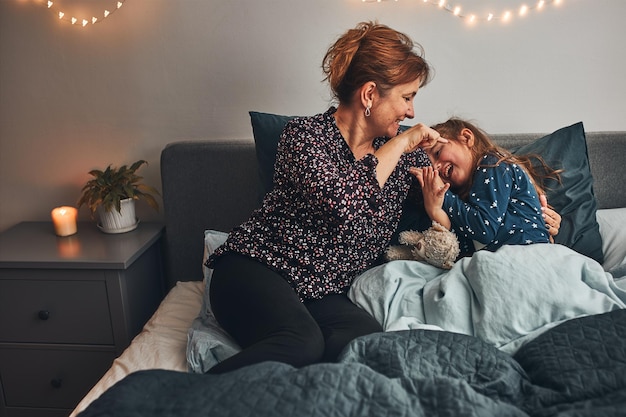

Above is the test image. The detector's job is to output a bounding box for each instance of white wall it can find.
[1,0,625,231]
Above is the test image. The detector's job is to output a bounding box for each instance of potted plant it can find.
[77,160,160,234]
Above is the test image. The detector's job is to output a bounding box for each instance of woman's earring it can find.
[365,105,371,117]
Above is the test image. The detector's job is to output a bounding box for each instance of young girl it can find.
[412,118,561,256]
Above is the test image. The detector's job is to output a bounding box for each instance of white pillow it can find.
[596,208,626,273]
[200,230,229,320]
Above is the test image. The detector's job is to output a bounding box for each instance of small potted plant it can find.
[77,160,160,233]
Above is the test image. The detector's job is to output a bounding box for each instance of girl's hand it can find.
[410,166,451,228]
[411,166,449,200]
[401,123,448,154]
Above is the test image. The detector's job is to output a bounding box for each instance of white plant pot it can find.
[97,198,139,234]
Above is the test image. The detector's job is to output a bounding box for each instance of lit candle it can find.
[51,206,78,237]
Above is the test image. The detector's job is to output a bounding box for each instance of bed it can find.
[72,114,626,417]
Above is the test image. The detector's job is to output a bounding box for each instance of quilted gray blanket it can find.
[79,310,626,417]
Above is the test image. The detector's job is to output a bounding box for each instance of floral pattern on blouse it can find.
[208,107,431,300]
[443,154,549,255]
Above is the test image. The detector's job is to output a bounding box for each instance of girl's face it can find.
[371,78,421,138]
[427,131,475,190]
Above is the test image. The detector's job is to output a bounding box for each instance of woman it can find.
[206,22,560,374]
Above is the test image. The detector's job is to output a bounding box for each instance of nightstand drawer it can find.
[0,347,116,410]
[0,276,114,344]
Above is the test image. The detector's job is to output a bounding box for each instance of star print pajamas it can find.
[443,154,550,255]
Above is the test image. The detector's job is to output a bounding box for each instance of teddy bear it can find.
[385,221,460,269]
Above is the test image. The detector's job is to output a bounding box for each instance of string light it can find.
[520,5,529,16]
[45,0,126,27]
[361,0,564,25]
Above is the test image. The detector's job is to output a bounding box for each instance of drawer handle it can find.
[50,378,63,388]
[38,310,50,320]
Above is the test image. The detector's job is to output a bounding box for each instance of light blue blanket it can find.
[348,243,626,353]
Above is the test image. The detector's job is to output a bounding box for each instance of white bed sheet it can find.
[70,280,204,417]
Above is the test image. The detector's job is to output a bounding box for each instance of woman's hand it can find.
[540,194,561,243]
[375,123,447,188]
[401,123,447,154]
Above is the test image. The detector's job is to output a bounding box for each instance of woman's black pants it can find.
[208,253,382,374]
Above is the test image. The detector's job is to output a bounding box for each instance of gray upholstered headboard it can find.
[160,141,262,288]
[160,132,626,289]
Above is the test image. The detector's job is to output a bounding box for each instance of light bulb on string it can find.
[520,5,529,16]
[42,0,127,28]
[361,0,565,25]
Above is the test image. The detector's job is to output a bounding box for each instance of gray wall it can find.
[1,0,625,231]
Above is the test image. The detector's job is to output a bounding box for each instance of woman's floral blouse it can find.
[208,107,430,300]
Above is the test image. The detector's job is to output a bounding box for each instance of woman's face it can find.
[426,136,475,190]
[372,78,421,138]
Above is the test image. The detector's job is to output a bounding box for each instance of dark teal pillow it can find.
[249,111,297,196]
[513,122,603,264]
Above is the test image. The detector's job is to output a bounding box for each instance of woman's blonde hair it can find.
[431,118,562,201]
[322,21,431,104]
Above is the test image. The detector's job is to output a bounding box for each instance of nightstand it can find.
[0,221,165,417]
